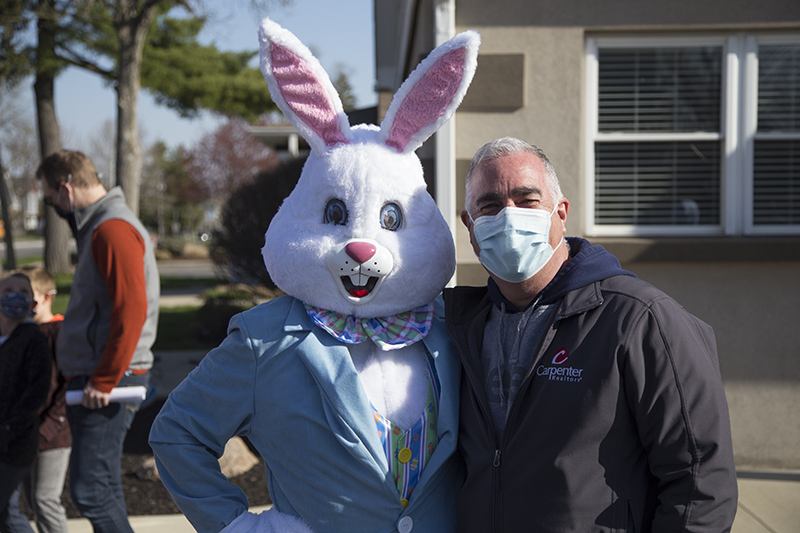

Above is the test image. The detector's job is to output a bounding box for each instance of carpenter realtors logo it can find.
[536,348,584,383]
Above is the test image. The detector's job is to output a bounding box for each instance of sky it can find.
[51,0,376,151]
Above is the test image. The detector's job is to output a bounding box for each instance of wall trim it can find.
[593,237,800,263]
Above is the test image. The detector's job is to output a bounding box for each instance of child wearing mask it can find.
[0,272,52,518]
[1,266,70,533]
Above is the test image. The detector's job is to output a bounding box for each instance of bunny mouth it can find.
[341,275,379,298]
[327,239,394,304]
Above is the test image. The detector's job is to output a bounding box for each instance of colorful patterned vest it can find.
[372,353,440,509]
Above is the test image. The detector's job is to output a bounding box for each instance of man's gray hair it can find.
[465,137,563,209]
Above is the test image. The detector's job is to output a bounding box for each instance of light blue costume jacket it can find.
[149,295,463,533]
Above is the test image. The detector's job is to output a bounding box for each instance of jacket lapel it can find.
[285,299,391,476]
[408,297,460,498]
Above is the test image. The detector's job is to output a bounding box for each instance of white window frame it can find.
[585,33,800,237]
[743,34,800,235]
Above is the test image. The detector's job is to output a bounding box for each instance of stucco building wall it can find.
[444,0,800,467]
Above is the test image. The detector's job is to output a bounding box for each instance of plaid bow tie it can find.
[303,302,435,351]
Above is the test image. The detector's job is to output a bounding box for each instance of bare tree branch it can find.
[56,45,114,77]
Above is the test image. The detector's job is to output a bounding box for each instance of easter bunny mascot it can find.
[150,18,480,533]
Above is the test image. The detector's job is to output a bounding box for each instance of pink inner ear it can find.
[385,47,466,152]
[271,43,349,147]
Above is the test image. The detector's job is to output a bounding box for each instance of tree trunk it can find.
[35,2,72,275]
[0,148,16,272]
[115,1,157,216]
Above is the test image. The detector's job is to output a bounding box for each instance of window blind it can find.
[595,141,721,225]
[754,44,800,226]
[753,140,800,225]
[598,47,722,133]
[757,44,800,133]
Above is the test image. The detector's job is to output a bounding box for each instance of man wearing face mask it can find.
[36,150,159,533]
[444,138,737,532]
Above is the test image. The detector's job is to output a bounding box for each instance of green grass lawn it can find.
[154,305,217,351]
[4,244,236,351]
[53,273,74,316]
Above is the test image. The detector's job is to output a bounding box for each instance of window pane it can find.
[598,47,722,133]
[753,139,800,225]
[758,44,800,133]
[595,141,721,225]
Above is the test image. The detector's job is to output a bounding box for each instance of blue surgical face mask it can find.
[470,205,562,283]
[1,292,31,320]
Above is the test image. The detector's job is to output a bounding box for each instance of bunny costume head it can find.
[259,19,480,319]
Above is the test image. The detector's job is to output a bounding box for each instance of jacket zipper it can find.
[453,298,566,533]
[493,448,501,533]
[492,320,560,533]
[457,327,503,532]
[504,321,560,433]
[449,289,576,533]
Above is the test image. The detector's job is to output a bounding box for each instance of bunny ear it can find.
[380,30,480,154]
[258,18,352,155]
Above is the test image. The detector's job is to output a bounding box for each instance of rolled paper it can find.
[65,386,147,406]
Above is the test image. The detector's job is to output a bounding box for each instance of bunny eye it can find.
[380,203,402,231]
[324,199,348,226]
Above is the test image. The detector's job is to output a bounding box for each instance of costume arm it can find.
[624,299,737,532]
[149,313,257,533]
[90,219,148,392]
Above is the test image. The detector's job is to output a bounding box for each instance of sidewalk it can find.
[158,257,218,308]
[56,472,800,532]
[733,470,800,532]
[61,505,273,532]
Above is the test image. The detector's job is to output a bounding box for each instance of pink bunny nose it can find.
[345,241,376,264]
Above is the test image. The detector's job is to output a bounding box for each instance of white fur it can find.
[349,341,429,430]
[262,131,456,317]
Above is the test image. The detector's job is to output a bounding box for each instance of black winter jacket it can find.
[0,322,52,466]
[444,238,737,533]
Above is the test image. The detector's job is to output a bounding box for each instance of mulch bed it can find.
[19,399,271,520]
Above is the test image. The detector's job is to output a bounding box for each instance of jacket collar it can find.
[73,187,126,234]
[554,280,605,320]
